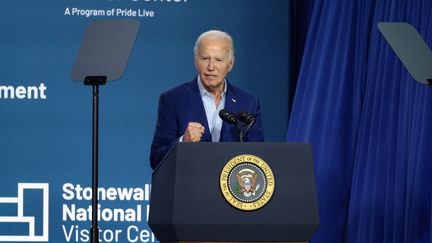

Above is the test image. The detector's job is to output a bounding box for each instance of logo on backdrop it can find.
[220,154,275,211]
[0,183,49,242]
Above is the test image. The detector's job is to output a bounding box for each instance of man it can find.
[150,30,264,169]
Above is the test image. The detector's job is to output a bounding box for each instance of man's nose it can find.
[207,59,215,70]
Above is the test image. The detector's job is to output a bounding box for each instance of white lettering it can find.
[127,225,155,243]
[116,8,137,17]
[71,8,105,18]
[15,86,26,99]
[62,224,90,242]
[146,204,150,222]
[62,225,122,242]
[62,183,151,201]
[118,187,134,200]
[63,204,75,221]
[62,203,142,222]
[39,83,47,98]
[145,184,151,201]
[82,187,92,200]
[75,184,84,200]
[64,7,71,15]
[62,224,74,242]
[0,83,47,99]
[62,183,74,200]
[106,187,117,200]
[138,9,154,17]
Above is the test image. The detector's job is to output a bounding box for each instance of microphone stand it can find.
[239,130,245,142]
[238,120,254,142]
[237,112,255,142]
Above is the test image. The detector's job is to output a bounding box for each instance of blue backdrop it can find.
[0,1,289,242]
[288,0,432,242]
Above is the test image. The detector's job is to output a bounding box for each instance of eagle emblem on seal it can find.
[236,168,260,197]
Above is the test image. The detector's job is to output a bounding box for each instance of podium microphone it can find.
[219,109,238,125]
[219,109,256,142]
[237,112,256,126]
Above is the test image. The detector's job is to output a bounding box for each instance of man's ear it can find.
[228,57,235,72]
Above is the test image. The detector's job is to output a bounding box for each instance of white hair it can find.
[193,30,235,59]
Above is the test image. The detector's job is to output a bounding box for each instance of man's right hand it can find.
[183,122,205,142]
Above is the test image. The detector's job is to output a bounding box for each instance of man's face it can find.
[195,38,234,93]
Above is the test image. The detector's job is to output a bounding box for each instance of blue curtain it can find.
[287,0,432,242]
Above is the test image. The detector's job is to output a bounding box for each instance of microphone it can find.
[237,112,256,125]
[219,109,238,125]
[219,109,256,142]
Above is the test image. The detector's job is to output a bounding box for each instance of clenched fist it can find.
[183,122,205,142]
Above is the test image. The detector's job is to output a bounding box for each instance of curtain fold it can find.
[288,0,432,242]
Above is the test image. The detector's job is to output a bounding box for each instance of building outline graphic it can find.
[0,183,49,242]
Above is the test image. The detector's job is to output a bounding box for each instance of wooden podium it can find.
[149,143,318,243]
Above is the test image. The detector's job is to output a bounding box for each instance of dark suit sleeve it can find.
[245,97,265,142]
[150,92,180,169]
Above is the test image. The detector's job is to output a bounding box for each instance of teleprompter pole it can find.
[84,76,107,243]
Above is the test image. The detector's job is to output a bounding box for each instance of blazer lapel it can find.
[220,82,238,141]
[188,79,212,141]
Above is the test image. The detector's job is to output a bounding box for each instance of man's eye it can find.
[216,58,224,62]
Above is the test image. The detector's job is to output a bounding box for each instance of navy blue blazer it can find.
[150,78,265,169]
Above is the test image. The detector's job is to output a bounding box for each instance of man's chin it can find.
[202,79,222,87]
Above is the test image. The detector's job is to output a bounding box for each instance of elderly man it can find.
[150,30,264,169]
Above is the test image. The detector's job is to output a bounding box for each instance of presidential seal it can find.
[220,154,275,211]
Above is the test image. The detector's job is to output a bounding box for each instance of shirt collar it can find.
[197,76,227,98]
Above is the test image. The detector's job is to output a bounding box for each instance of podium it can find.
[149,143,319,243]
